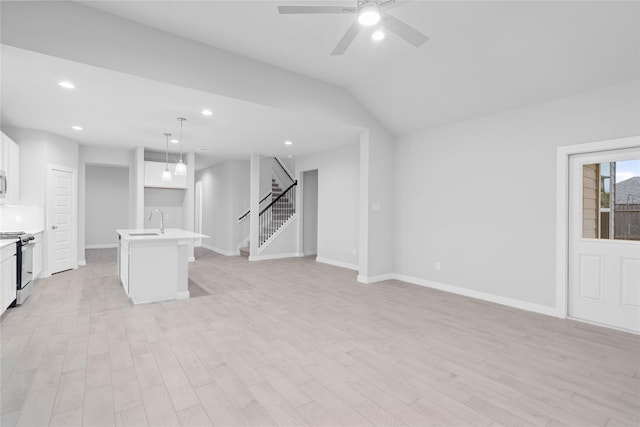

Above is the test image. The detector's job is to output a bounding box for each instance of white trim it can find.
[555,136,640,320]
[188,256,195,263]
[85,244,118,249]
[257,213,297,255]
[176,291,190,300]
[394,274,561,317]
[78,259,86,266]
[202,244,239,257]
[316,256,358,271]
[249,252,302,261]
[357,273,395,284]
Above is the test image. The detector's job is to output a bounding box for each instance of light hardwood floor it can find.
[1,248,639,426]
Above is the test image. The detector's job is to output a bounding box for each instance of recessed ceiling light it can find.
[201,109,213,116]
[284,140,293,146]
[372,30,385,41]
[72,126,83,131]
[58,81,75,89]
[198,148,210,152]
[170,139,179,144]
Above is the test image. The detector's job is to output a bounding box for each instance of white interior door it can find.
[48,165,76,274]
[569,148,640,333]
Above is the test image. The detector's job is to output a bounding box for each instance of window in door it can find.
[582,159,640,241]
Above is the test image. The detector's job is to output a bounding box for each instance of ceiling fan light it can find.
[175,159,187,176]
[372,29,385,41]
[358,4,381,26]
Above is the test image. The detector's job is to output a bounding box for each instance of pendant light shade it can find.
[162,132,172,182]
[175,117,187,176]
[175,160,186,176]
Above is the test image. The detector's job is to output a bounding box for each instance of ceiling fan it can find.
[277,0,429,55]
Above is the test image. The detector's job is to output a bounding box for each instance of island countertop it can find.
[116,228,208,241]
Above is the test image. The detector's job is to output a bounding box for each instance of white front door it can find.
[47,165,76,274]
[569,148,640,333]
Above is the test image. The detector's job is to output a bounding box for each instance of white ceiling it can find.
[1,1,638,169]
[83,0,640,135]
[0,45,363,170]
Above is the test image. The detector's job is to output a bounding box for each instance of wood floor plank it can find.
[1,247,638,426]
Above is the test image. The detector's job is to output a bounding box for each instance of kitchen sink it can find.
[129,232,160,236]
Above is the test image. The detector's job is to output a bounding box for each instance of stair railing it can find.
[237,192,272,223]
[259,180,297,246]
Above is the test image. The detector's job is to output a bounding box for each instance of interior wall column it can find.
[249,154,260,259]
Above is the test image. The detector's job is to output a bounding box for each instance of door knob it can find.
[52,225,58,230]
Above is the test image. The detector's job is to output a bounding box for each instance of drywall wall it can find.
[195,159,250,254]
[393,79,640,308]
[296,144,359,268]
[303,169,318,255]
[144,188,185,230]
[85,165,129,247]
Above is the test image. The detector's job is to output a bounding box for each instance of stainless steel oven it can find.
[0,231,34,305]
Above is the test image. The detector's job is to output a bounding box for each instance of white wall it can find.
[296,144,359,269]
[394,79,640,308]
[85,165,129,247]
[144,188,185,230]
[303,169,318,255]
[196,160,250,255]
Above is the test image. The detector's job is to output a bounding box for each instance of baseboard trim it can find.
[316,257,358,271]
[393,273,561,318]
[249,252,300,261]
[357,273,395,284]
[202,244,239,257]
[85,244,118,249]
[78,259,86,266]
[188,256,195,263]
[176,291,190,300]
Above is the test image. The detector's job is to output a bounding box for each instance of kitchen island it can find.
[116,228,207,304]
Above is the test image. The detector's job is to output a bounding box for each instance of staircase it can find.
[239,158,297,256]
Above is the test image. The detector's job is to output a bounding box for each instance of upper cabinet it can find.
[0,132,19,205]
[144,161,187,189]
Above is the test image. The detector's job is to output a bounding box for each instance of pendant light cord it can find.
[177,117,187,162]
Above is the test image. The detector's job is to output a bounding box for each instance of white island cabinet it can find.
[116,228,207,304]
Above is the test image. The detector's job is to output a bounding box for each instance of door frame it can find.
[556,135,640,319]
[45,163,78,276]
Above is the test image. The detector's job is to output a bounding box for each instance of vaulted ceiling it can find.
[1,1,638,168]
[83,1,640,134]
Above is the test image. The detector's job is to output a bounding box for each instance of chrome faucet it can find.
[148,209,165,233]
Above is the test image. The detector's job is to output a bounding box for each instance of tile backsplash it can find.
[0,204,44,231]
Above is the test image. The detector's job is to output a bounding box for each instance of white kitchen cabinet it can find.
[119,239,129,294]
[32,232,43,279]
[144,161,187,189]
[0,132,20,205]
[1,243,17,316]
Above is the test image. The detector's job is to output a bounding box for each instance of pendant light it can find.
[161,132,172,182]
[175,117,187,176]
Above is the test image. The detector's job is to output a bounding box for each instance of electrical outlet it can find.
[435,262,441,271]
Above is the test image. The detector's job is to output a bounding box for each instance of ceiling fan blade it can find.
[382,14,429,47]
[278,5,356,14]
[331,20,361,56]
